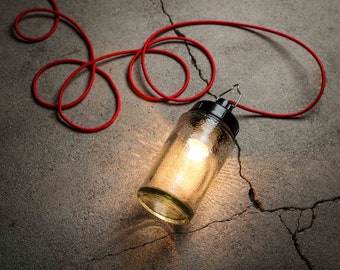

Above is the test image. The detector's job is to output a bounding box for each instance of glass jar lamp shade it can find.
[137,99,239,225]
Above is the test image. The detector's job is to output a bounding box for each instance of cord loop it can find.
[14,0,326,132]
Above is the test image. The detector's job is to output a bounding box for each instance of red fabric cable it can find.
[14,0,326,132]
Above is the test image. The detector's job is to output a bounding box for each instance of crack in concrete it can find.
[267,197,340,214]
[235,139,340,269]
[235,139,264,211]
[297,209,315,233]
[277,198,339,269]
[159,0,216,98]
[86,207,251,267]
[86,234,170,267]
[278,212,313,269]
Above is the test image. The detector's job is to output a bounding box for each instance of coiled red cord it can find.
[14,0,326,132]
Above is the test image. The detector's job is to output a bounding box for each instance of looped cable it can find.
[14,1,60,42]
[13,0,326,132]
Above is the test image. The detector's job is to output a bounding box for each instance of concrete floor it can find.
[1,0,339,269]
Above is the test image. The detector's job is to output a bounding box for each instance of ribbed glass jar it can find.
[138,100,238,225]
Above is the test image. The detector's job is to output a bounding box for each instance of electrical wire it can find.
[14,0,326,132]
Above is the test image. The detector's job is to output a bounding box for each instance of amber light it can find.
[137,99,239,225]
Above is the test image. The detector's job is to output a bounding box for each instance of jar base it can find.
[137,187,193,225]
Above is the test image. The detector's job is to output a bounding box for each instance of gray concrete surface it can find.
[0,0,339,269]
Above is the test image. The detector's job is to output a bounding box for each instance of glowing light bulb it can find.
[138,99,239,225]
[186,138,209,162]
